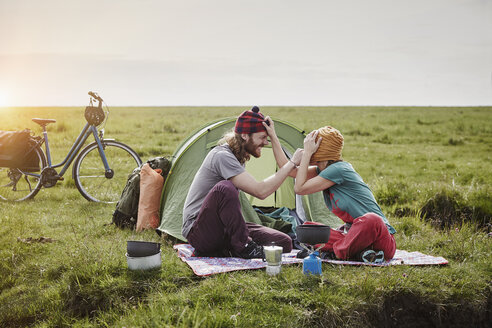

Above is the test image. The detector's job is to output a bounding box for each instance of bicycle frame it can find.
[29,123,112,178]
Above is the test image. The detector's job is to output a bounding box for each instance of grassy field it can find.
[0,105,491,327]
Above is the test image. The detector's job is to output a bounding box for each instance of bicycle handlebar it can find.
[88,91,103,102]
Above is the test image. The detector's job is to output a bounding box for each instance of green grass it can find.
[0,106,491,327]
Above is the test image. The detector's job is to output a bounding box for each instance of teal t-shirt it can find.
[318,161,396,234]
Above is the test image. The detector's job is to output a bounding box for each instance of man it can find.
[182,106,302,259]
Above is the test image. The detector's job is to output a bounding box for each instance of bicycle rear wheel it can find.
[0,146,47,201]
[73,140,142,203]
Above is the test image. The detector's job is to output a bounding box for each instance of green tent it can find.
[157,118,341,241]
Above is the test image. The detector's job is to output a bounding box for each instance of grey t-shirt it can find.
[182,144,245,238]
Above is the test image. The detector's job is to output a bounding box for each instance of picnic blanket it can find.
[173,244,449,276]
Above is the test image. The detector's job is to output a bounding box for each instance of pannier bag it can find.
[0,129,41,172]
[112,156,171,229]
[84,105,105,126]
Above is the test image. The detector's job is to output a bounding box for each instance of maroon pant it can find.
[186,180,292,255]
[305,212,396,260]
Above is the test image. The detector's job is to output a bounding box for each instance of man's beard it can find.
[244,139,262,158]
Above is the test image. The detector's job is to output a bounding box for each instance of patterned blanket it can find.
[173,244,449,276]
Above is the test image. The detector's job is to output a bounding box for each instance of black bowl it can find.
[127,241,161,257]
[296,224,331,245]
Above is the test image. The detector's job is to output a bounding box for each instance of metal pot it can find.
[296,224,331,245]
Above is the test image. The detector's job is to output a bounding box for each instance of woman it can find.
[265,119,396,263]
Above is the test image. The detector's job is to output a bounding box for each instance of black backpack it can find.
[112,156,171,229]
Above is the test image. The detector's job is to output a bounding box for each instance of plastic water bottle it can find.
[302,251,322,275]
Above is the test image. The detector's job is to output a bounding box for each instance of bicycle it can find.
[0,92,143,202]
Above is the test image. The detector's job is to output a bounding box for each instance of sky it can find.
[0,0,491,107]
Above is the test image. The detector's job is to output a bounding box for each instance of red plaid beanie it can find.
[235,106,267,134]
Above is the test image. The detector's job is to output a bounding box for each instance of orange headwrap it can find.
[310,126,344,163]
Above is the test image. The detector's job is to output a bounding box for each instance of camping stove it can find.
[296,224,331,276]
[299,243,325,275]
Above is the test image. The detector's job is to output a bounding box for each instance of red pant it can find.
[305,213,396,260]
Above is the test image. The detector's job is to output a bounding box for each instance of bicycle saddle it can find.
[32,118,56,127]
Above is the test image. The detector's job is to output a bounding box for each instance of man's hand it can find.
[262,116,275,137]
[291,148,304,166]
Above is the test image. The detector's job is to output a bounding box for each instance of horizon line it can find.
[1,104,491,108]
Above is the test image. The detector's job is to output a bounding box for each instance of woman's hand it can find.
[303,130,321,156]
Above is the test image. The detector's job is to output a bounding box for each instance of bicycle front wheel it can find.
[73,140,142,203]
[0,146,47,201]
